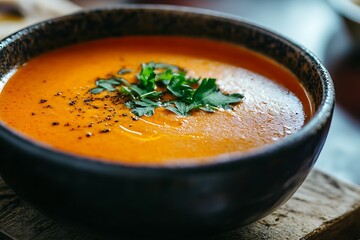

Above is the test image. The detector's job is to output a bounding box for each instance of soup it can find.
[0,37,312,165]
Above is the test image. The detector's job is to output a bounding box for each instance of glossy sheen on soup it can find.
[0,37,312,166]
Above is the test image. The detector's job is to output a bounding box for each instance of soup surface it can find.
[0,37,312,166]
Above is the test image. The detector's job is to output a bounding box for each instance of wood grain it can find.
[0,169,360,240]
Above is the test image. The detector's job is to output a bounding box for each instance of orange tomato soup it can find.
[0,37,312,166]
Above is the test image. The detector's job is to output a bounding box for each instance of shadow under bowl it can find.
[0,4,334,238]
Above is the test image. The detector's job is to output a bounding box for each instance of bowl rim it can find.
[0,4,335,175]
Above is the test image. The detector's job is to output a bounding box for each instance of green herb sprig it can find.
[89,62,244,117]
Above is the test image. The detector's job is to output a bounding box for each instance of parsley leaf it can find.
[193,78,244,109]
[118,67,132,75]
[126,99,162,117]
[137,63,156,92]
[90,77,128,94]
[165,101,196,116]
[119,86,136,99]
[90,87,104,94]
[167,76,193,98]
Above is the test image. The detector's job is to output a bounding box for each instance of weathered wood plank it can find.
[0,169,360,240]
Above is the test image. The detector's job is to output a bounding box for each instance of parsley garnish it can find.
[89,77,128,94]
[118,67,132,75]
[90,62,244,117]
[125,98,162,117]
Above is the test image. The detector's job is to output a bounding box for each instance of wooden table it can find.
[1,170,360,240]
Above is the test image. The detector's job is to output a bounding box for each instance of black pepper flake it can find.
[54,92,62,96]
[122,113,127,116]
[129,124,132,127]
[86,132,93,137]
[52,122,59,126]
[64,123,70,127]
[114,120,119,123]
[69,101,76,106]
[40,99,47,104]
[31,112,36,116]
[131,116,139,121]
[99,129,110,133]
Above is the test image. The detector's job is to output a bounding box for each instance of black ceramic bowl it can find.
[0,5,334,238]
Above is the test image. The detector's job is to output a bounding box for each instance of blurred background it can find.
[1,0,360,184]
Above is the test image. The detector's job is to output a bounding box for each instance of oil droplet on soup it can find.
[0,37,313,166]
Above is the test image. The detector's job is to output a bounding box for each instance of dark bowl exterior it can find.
[0,5,334,237]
